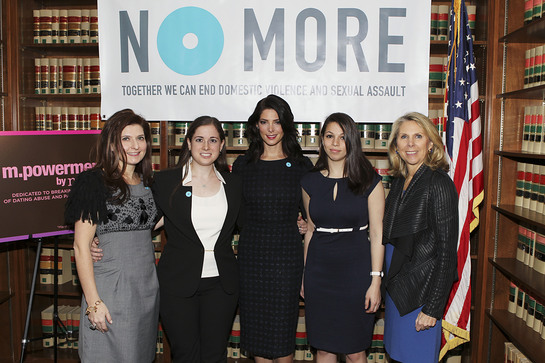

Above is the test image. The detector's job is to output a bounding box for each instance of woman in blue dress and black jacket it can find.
[382,112,459,363]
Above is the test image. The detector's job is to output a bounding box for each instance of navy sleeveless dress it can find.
[301,171,381,354]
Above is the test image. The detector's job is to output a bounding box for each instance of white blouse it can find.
[191,183,228,278]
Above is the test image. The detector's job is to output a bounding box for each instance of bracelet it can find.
[85,299,103,315]
[370,271,383,277]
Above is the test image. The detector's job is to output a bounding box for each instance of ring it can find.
[90,324,97,330]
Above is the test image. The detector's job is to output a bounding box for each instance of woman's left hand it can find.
[297,216,308,235]
[415,311,437,331]
[364,281,381,313]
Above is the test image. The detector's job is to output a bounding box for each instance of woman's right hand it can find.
[90,236,103,262]
[87,300,112,333]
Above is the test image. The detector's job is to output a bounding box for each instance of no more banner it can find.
[99,0,431,122]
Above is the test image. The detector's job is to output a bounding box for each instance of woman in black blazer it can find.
[152,116,242,363]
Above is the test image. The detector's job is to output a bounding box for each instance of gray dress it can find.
[67,172,159,363]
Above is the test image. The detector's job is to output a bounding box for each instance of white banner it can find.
[98,0,431,122]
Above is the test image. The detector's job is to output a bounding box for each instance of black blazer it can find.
[152,167,242,298]
[383,164,458,319]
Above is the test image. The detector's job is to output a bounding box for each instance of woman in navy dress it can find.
[301,113,384,362]
[382,112,458,362]
[232,94,312,362]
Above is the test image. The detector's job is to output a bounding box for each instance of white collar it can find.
[182,161,226,186]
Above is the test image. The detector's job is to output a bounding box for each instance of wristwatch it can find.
[370,271,384,277]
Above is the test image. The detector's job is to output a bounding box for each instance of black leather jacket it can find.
[383,164,458,319]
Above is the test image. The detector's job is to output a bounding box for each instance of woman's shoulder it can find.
[301,169,321,185]
[428,168,457,196]
[232,154,250,172]
[153,166,181,180]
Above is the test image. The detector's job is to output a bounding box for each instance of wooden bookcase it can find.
[473,1,545,362]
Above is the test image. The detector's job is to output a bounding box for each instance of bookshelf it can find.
[474,0,545,362]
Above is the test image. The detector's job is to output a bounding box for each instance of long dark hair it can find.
[245,94,304,163]
[93,109,152,203]
[176,116,229,182]
[314,113,375,195]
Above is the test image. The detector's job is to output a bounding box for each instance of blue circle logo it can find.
[286,162,292,168]
[185,191,192,197]
[157,7,224,76]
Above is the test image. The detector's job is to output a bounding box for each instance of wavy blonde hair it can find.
[388,112,449,178]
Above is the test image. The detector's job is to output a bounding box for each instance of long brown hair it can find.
[93,109,153,203]
[314,113,375,195]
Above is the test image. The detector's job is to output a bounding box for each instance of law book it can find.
[360,123,375,149]
[39,9,52,44]
[51,106,62,130]
[430,5,438,40]
[305,123,320,147]
[535,45,543,85]
[437,5,449,41]
[39,248,54,284]
[90,107,102,130]
[57,305,70,348]
[33,10,41,43]
[67,107,78,130]
[526,295,536,328]
[59,9,68,43]
[534,0,543,20]
[376,159,391,197]
[62,58,77,94]
[51,9,59,44]
[45,107,52,130]
[428,56,443,95]
[61,107,69,130]
[34,58,41,94]
[530,164,540,211]
[49,58,58,94]
[57,248,73,284]
[524,49,531,88]
[77,107,86,130]
[35,106,45,131]
[151,152,160,171]
[150,122,160,146]
[90,57,100,93]
[80,9,90,43]
[90,9,99,43]
[534,301,544,333]
[304,346,314,361]
[534,105,544,153]
[67,9,82,43]
[374,124,391,149]
[522,106,531,151]
[467,5,477,38]
[525,0,534,24]
[41,304,54,347]
[534,233,545,274]
[504,341,515,363]
[508,282,518,314]
[516,288,525,319]
[515,163,526,207]
[76,58,83,93]
[83,58,91,94]
[39,58,50,94]
[529,47,536,87]
[524,228,535,266]
[528,106,538,152]
[522,163,533,209]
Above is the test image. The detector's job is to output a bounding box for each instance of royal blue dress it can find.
[384,243,442,362]
[301,171,381,354]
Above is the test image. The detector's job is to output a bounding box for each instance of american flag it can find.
[440,0,484,359]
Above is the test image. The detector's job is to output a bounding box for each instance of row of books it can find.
[39,248,78,285]
[34,106,102,131]
[522,105,545,153]
[517,224,545,275]
[430,5,476,41]
[525,0,545,24]
[505,342,532,363]
[524,45,545,89]
[41,304,80,349]
[33,8,98,44]
[34,57,101,95]
[429,56,448,95]
[515,162,545,218]
[508,282,545,340]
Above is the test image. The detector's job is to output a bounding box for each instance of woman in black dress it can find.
[232,94,312,362]
[301,113,384,363]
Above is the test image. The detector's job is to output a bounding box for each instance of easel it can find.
[20,236,73,363]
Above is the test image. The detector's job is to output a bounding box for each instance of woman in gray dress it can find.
[65,109,161,363]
